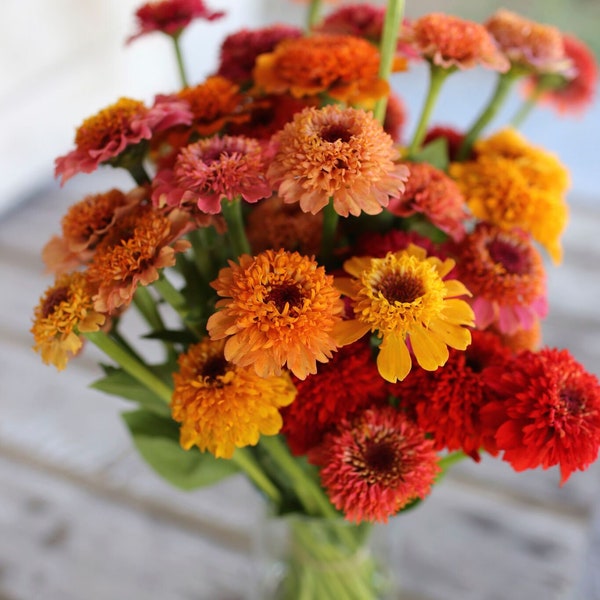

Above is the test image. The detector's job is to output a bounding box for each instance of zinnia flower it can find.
[31,272,106,371]
[207,249,346,379]
[127,0,224,43]
[268,105,409,217]
[424,126,467,161]
[171,338,296,459]
[335,244,474,383]
[449,128,570,264]
[388,330,513,460]
[281,340,388,455]
[311,406,440,523]
[152,135,273,214]
[485,9,571,75]
[88,205,192,313]
[404,13,509,72]
[354,229,439,260]
[388,161,468,242]
[521,34,598,115]
[253,34,391,104]
[216,25,303,84]
[481,348,600,484]
[316,4,385,43]
[42,188,143,274]
[449,223,547,335]
[55,97,192,184]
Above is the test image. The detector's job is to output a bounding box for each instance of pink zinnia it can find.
[152,135,273,214]
[55,96,192,185]
[127,0,224,43]
[311,406,440,523]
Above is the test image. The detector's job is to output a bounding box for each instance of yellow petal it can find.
[441,298,475,325]
[332,319,371,346]
[443,279,472,298]
[409,326,449,371]
[343,256,373,278]
[428,318,472,350]
[377,333,412,382]
[334,277,359,299]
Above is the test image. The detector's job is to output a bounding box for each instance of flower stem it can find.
[221,197,251,258]
[457,69,521,160]
[84,331,173,403]
[437,450,468,479]
[172,33,189,88]
[133,287,166,332]
[153,274,203,338]
[306,0,323,31]
[374,0,405,124]
[231,448,282,506]
[407,64,449,157]
[126,161,151,186]
[320,199,339,265]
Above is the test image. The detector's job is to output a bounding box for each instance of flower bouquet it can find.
[31,0,600,598]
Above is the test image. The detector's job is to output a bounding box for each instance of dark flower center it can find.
[266,282,304,312]
[376,273,425,304]
[320,124,352,144]
[41,287,70,318]
[201,354,230,383]
[487,239,529,275]
[560,386,584,415]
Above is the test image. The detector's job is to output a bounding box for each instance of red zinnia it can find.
[281,340,388,455]
[481,348,600,484]
[311,406,440,523]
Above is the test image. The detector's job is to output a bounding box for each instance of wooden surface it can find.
[1,173,599,600]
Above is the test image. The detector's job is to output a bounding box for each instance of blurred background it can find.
[1,1,599,599]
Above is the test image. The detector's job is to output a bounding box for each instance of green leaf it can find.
[122,409,239,490]
[410,137,449,171]
[91,366,171,417]
[143,329,198,345]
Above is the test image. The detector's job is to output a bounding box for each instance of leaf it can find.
[122,409,239,490]
[143,329,198,344]
[91,366,171,417]
[410,137,449,171]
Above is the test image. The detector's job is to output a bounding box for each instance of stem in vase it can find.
[221,197,251,258]
[172,32,189,88]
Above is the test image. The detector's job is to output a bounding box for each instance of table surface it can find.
[1,172,599,600]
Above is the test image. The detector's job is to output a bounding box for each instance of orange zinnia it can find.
[207,249,345,379]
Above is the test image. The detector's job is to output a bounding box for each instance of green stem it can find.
[407,64,449,157]
[319,199,339,265]
[188,228,216,283]
[457,70,521,160]
[374,0,405,124]
[231,448,282,506]
[133,287,166,332]
[172,33,189,88]
[126,162,151,186]
[306,0,323,31]
[437,450,468,478]
[84,331,173,403]
[221,197,251,258]
[153,274,203,338]
[108,328,145,364]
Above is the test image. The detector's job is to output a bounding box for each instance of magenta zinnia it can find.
[311,406,440,523]
[268,105,408,217]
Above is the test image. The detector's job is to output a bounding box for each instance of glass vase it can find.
[252,513,398,600]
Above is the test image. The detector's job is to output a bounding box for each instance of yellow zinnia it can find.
[334,245,474,383]
[171,338,296,459]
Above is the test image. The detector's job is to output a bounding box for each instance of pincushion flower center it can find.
[363,439,398,478]
[265,282,304,313]
[487,238,530,275]
[201,353,230,385]
[560,387,584,415]
[320,124,353,144]
[375,272,425,304]
[41,287,69,318]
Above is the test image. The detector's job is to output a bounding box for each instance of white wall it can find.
[0,0,266,214]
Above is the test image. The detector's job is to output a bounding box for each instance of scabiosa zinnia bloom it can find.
[152,135,273,214]
[216,25,303,84]
[311,406,440,523]
[31,272,106,371]
[522,34,598,115]
[404,13,509,72]
[42,188,143,274]
[268,105,409,217]
[127,0,224,43]
[388,161,468,242]
[485,9,571,75]
[449,223,547,335]
[335,244,474,383]
[253,34,391,104]
[281,340,388,455]
[171,338,295,459]
[207,249,345,380]
[449,128,570,264]
[88,205,192,313]
[55,97,192,184]
[481,348,600,484]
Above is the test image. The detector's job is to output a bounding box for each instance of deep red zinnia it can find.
[481,348,600,484]
[311,406,440,523]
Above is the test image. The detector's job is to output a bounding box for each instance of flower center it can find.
[201,353,230,384]
[487,238,530,275]
[41,286,70,318]
[560,386,584,415]
[320,124,352,144]
[265,282,304,312]
[375,272,425,304]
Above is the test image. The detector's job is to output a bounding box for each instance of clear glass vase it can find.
[252,513,398,600]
